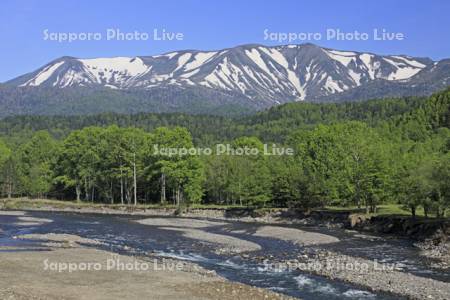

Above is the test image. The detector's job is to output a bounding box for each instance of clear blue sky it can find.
[1,0,449,82]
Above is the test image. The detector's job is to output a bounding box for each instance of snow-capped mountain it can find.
[9,43,446,106]
[2,43,449,118]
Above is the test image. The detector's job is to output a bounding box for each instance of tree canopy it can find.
[0,89,448,216]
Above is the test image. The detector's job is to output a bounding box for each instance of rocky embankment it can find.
[2,199,448,243]
[186,208,450,243]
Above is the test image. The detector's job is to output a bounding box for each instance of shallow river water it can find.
[0,211,448,299]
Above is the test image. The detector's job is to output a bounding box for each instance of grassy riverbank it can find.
[1,197,443,219]
[324,204,429,217]
[0,197,248,212]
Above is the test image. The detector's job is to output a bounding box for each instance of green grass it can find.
[324,204,435,217]
[1,198,446,219]
[189,203,246,209]
[0,198,171,210]
[0,198,246,211]
[375,204,426,216]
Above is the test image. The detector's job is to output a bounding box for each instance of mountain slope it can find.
[1,89,448,144]
[2,43,449,117]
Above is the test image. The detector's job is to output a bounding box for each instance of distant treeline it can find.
[0,95,429,144]
[0,89,449,216]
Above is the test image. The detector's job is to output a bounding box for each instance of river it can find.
[0,210,448,299]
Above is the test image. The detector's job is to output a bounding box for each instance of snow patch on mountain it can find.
[11,43,437,105]
[184,52,217,72]
[174,53,192,72]
[259,47,305,99]
[245,49,273,78]
[359,54,377,79]
[59,69,86,88]
[80,57,148,78]
[325,50,356,67]
[383,57,424,80]
[20,61,65,86]
[392,56,426,68]
[325,76,344,93]
[348,69,362,85]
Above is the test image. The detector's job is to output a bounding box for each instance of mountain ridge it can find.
[2,43,449,117]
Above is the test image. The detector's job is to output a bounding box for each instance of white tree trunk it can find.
[133,152,137,206]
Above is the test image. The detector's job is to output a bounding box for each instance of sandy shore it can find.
[0,232,292,300]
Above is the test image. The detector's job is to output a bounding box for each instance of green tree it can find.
[0,138,12,197]
[17,131,58,198]
[224,137,271,207]
[430,153,450,217]
[147,127,204,207]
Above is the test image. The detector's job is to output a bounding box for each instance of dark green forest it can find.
[0,89,449,217]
